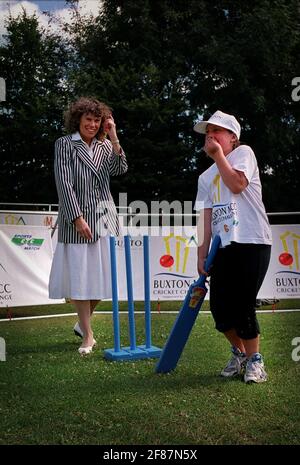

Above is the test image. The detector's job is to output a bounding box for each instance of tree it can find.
[66,0,212,207]
[68,0,300,211]
[0,9,72,203]
[188,0,300,211]
[0,1,299,211]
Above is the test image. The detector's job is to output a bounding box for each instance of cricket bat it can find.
[155,235,221,373]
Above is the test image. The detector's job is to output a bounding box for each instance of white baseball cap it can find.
[193,110,241,139]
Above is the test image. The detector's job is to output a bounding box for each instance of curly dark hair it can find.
[64,97,112,140]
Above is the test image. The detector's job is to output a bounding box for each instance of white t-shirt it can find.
[194,145,272,247]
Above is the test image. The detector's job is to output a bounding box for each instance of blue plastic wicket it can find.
[138,235,162,357]
[109,235,120,352]
[124,235,137,350]
[144,235,151,349]
[104,237,132,360]
[104,235,162,361]
[122,235,147,358]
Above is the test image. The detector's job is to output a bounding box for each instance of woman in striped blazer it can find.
[49,97,128,355]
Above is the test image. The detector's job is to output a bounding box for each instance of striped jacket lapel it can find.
[92,140,108,171]
[72,139,101,182]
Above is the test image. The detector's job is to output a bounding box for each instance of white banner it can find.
[0,225,64,307]
[258,225,300,298]
[150,232,198,301]
[116,226,300,300]
[0,224,299,307]
[115,232,198,301]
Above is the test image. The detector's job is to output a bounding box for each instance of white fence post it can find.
[0,337,6,361]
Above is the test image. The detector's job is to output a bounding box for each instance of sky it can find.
[0,0,102,36]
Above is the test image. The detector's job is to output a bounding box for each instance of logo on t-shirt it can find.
[212,202,237,228]
[212,174,221,203]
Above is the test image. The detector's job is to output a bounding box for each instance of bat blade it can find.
[155,235,221,373]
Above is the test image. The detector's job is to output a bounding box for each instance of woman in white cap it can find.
[194,110,272,383]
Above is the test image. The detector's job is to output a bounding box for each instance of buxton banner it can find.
[116,226,300,300]
[0,224,299,306]
[151,225,300,300]
[147,232,198,301]
[258,224,300,299]
[115,232,198,301]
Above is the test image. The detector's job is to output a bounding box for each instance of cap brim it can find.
[193,121,209,134]
[194,120,240,138]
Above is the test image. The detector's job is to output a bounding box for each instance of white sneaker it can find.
[244,353,268,383]
[74,322,97,346]
[221,347,247,378]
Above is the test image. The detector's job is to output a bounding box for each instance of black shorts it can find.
[209,242,271,339]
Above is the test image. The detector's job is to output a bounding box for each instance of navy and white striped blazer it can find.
[54,134,128,243]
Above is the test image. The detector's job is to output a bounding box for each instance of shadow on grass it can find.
[6,339,79,355]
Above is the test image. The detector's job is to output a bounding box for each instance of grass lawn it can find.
[0,309,299,445]
[1,298,299,320]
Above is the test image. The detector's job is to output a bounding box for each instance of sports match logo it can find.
[11,234,44,251]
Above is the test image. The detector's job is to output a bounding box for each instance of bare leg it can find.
[242,336,260,358]
[90,299,100,316]
[89,300,100,345]
[72,300,94,347]
[224,329,246,353]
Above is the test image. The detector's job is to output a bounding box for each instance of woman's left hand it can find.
[103,115,117,139]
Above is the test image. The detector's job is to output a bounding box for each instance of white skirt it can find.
[48,237,111,300]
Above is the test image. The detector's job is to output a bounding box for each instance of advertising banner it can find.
[258,225,300,298]
[0,225,64,307]
[115,232,198,301]
[147,232,198,301]
[0,224,299,306]
[116,226,300,300]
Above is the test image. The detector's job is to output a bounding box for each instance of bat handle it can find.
[204,235,221,273]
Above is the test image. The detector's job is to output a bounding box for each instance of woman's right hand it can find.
[74,216,93,240]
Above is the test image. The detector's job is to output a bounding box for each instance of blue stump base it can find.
[104,345,162,361]
[122,346,151,360]
[138,345,162,358]
[104,348,133,361]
